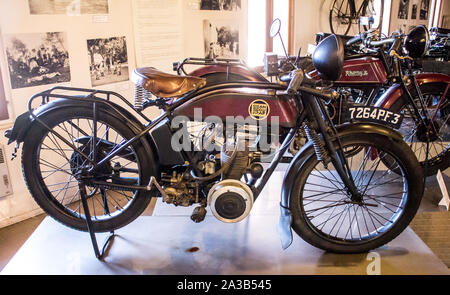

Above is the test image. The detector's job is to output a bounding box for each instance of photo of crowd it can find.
[4,32,71,89]
[87,36,129,87]
[200,0,241,11]
[204,20,239,59]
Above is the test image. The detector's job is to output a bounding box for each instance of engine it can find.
[160,123,265,224]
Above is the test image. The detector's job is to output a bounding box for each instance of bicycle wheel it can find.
[329,0,353,35]
[21,105,154,232]
[290,132,423,253]
[390,83,450,176]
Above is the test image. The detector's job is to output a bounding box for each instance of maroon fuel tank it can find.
[173,88,299,128]
[189,65,268,82]
[310,57,388,85]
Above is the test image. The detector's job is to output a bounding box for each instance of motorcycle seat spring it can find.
[134,85,152,110]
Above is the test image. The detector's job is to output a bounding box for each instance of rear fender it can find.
[375,73,450,109]
[277,122,404,249]
[5,98,160,173]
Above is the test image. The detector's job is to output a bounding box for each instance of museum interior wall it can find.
[0,0,252,228]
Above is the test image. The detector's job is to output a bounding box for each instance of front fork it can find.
[302,93,362,201]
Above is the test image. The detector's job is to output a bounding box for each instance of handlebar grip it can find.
[368,38,395,47]
[346,34,363,46]
[287,70,304,94]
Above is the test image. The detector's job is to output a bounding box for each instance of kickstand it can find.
[78,179,116,260]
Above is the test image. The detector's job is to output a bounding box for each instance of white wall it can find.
[0,0,248,228]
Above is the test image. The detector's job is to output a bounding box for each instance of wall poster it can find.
[200,0,241,11]
[28,0,109,15]
[87,36,129,87]
[4,32,71,89]
[0,66,9,122]
[203,20,239,59]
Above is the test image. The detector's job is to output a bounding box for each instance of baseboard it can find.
[0,208,45,229]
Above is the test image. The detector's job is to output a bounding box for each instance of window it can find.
[247,0,293,67]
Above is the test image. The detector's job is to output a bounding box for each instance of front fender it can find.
[374,73,450,110]
[277,122,404,249]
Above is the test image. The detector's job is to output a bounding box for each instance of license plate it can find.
[347,106,404,129]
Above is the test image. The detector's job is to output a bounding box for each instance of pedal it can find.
[191,206,207,223]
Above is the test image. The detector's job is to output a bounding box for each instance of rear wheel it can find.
[290,133,423,253]
[329,0,353,36]
[22,106,154,232]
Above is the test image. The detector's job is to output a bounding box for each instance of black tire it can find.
[22,106,155,232]
[290,133,423,253]
[389,82,450,176]
[330,0,352,36]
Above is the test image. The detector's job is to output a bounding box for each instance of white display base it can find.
[2,171,449,275]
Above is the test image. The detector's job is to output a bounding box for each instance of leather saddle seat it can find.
[131,67,207,98]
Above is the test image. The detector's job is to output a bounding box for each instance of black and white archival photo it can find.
[4,32,71,89]
[203,20,239,59]
[420,0,430,20]
[411,3,417,19]
[398,0,410,20]
[87,36,129,87]
[200,0,241,11]
[0,67,9,121]
[28,0,109,15]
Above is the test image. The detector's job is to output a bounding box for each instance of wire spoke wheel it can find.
[290,133,423,253]
[330,0,353,35]
[22,107,153,232]
[391,83,450,176]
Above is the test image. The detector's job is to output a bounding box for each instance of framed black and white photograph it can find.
[411,4,417,19]
[397,0,410,20]
[87,36,129,87]
[203,20,239,59]
[0,66,9,121]
[200,0,241,11]
[28,0,109,15]
[420,0,430,20]
[4,32,71,89]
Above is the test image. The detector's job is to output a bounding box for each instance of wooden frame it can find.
[265,0,295,55]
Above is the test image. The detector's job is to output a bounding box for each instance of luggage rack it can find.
[173,57,248,76]
[27,85,152,123]
[25,85,155,260]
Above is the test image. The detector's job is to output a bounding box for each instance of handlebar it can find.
[367,38,396,47]
[286,69,335,101]
[346,33,365,46]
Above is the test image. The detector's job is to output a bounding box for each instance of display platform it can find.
[2,171,449,275]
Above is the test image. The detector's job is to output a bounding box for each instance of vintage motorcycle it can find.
[175,23,450,177]
[5,22,424,258]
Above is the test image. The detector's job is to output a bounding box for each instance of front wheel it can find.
[290,132,423,253]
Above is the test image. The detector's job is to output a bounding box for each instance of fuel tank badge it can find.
[248,99,270,120]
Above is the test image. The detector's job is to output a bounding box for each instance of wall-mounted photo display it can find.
[0,66,9,121]
[4,32,71,89]
[28,0,109,15]
[203,20,239,59]
[200,0,241,11]
[87,36,129,87]
[398,0,410,20]
[411,3,417,19]
[419,0,430,20]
